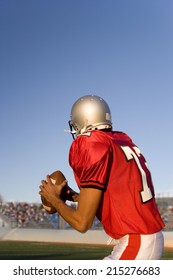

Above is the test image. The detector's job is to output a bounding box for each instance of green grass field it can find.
[0,241,172,260]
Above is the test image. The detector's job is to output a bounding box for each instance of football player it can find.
[40,95,165,260]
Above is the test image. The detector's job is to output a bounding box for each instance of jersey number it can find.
[121,146,153,203]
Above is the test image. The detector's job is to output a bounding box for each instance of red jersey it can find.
[69,130,164,239]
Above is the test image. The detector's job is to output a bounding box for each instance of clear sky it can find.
[0,0,173,203]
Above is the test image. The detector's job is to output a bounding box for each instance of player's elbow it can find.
[77,225,89,233]
[76,220,92,233]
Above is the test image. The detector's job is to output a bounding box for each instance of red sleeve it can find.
[69,131,112,190]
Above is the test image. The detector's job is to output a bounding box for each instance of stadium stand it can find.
[0,197,173,231]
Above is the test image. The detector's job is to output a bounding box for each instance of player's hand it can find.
[39,175,67,203]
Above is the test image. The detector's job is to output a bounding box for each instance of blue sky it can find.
[0,0,173,202]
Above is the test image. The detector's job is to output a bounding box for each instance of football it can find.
[41,170,67,214]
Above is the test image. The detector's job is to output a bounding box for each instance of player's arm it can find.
[54,187,102,233]
[39,178,102,233]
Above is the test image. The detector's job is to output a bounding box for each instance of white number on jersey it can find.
[121,146,153,203]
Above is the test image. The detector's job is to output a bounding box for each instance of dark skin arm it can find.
[39,175,102,233]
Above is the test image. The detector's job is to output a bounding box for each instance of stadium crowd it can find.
[0,199,173,231]
[0,202,51,228]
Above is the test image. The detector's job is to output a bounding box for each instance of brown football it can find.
[41,170,66,214]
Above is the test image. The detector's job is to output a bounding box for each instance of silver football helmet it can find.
[69,95,112,138]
